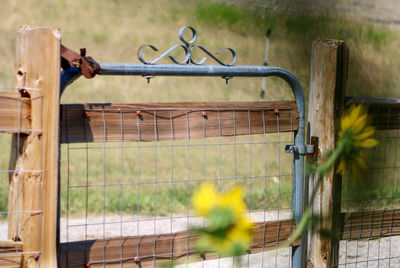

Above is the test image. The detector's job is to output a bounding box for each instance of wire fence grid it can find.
[0,88,43,268]
[338,101,400,267]
[59,104,297,267]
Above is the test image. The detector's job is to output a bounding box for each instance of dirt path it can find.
[338,0,400,26]
[225,0,400,27]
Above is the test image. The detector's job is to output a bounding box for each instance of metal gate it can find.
[58,26,306,267]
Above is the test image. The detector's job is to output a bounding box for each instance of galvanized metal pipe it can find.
[97,62,306,267]
[99,63,296,79]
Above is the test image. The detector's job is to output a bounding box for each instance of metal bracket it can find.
[285,136,319,163]
[285,144,314,155]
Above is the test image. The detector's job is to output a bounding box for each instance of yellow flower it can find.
[221,186,247,218]
[337,105,378,177]
[191,183,253,256]
[191,183,218,216]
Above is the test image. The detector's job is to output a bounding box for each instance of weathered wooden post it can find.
[8,26,61,267]
[306,39,348,267]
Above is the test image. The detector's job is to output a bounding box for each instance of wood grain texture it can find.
[8,26,61,268]
[0,240,23,268]
[58,219,299,268]
[60,101,299,144]
[0,92,31,133]
[307,39,348,268]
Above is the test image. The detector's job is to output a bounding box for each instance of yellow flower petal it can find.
[192,184,253,256]
[192,183,219,216]
[337,159,346,175]
[337,104,378,179]
[357,138,378,148]
[221,187,246,217]
[354,127,375,141]
[347,105,362,126]
[354,155,367,170]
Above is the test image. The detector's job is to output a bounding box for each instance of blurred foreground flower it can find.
[191,183,252,257]
[286,104,378,246]
[337,104,378,177]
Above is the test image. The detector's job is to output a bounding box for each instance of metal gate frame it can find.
[61,26,306,268]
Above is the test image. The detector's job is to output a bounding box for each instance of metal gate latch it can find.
[286,137,319,163]
[285,144,314,155]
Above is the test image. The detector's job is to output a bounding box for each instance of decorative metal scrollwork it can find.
[138,26,237,66]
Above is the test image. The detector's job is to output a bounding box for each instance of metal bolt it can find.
[37,130,43,137]
[136,110,142,116]
[143,75,154,84]
[83,111,90,118]
[274,108,280,115]
[201,111,207,118]
[223,76,233,84]
[86,263,91,268]
[134,256,140,262]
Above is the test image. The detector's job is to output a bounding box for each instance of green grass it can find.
[341,132,400,211]
[0,183,7,220]
[61,179,293,217]
[0,134,10,220]
[59,134,294,217]
[195,3,278,36]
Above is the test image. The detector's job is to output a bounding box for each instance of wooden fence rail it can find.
[59,220,299,268]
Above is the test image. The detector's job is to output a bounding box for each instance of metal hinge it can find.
[61,44,100,79]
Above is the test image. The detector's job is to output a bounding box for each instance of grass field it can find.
[60,133,294,217]
[1,0,400,219]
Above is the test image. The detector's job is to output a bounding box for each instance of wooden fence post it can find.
[8,26,61,267]
[306,39,348,267]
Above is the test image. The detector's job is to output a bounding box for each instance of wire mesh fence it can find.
[58,101,299,267]
[0,88,43,267]
[2,89,399,268]
[338,99,400,267]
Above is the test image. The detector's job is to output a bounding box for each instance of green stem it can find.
[309,141,344,205]
[285,141,345,247]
